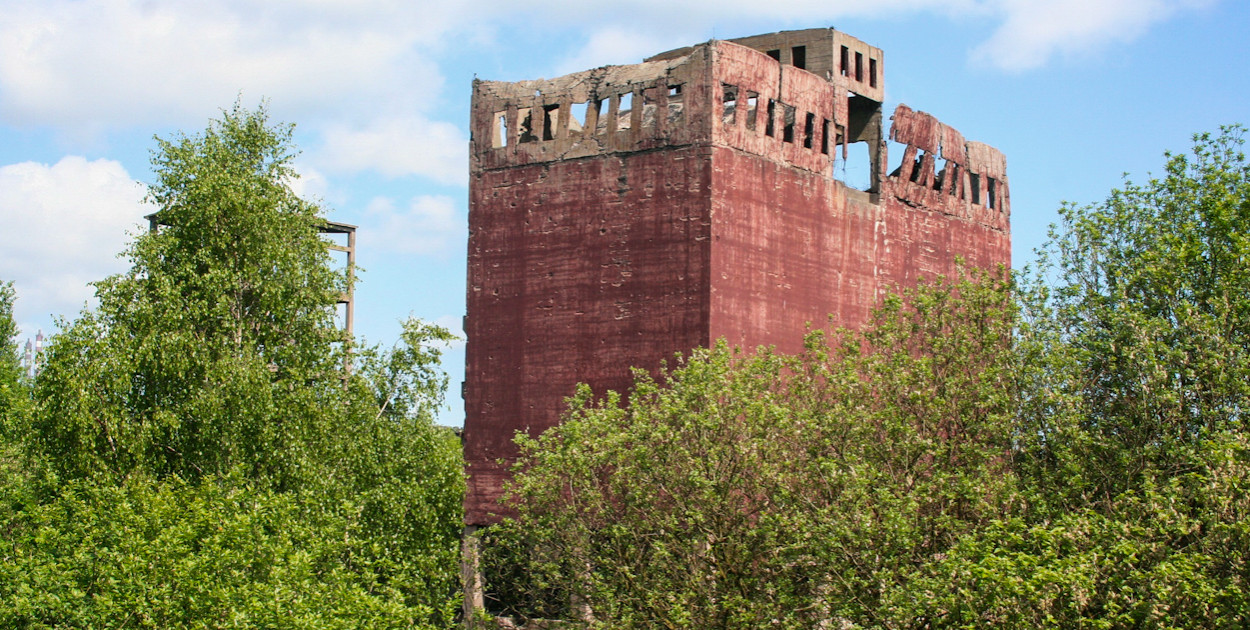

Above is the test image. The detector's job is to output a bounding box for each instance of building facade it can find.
[462,28,1011,526]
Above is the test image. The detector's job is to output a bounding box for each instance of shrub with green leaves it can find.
[487,268,1019,628]
[0,280,24,436]
[1,104,464,628]
[915,126,1250,629]
[484,127,1250,628]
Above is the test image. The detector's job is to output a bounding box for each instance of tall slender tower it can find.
[463,28,1011,527]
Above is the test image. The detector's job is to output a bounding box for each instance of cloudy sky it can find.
[1,0,1245,424]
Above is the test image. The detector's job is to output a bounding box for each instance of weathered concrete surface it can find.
[652,27,884,103]
[463,33,1010,526]
[463,146,713,521]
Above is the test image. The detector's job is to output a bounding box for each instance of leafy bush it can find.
[488,268,1018,628]
[0,104,465,628]
[485,127,1250,628]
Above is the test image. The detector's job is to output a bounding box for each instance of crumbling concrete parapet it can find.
[885,103,1009,230]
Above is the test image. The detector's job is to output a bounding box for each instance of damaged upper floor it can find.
[469,28,1008,229]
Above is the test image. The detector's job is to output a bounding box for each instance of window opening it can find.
[855,51,864,82]
[840,46,849,76]
[746,91,759,131]
[593,99,608,135]
[987,177,997,209]
[791,46,807,69]
[492,111,508,148]
[617,92,633,130]
[767,49,781,61]
[869,58,878,88]
[569,101,589,135]
[722,84,738,126]
[517,107,537,143]
[667,84,685,126]
[909,151,926,184]
[845,94,882,193]
[934,159,950,192]
[969,173,982,205]
[820,118,831,154]
[945,164,961,196]
[782,103,796,143]
[886,139,909,178]
[838,141,873,191]
[542,104,560,141]
[803,112,815,149]
[765,99,777,137]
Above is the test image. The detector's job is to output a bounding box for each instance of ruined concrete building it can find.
[462,28,1011,526]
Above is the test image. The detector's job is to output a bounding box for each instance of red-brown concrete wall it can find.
[463,39,1012,527]
[463,146,714,523]
[708,146,1011,354]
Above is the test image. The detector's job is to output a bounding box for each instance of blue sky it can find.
[1,0,1246,425]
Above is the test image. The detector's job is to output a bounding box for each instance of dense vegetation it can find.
[484,126,1250,628]
[3,110,1248,628]
[0,104,465,628]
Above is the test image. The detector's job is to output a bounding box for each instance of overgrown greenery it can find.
[0,281,24,435]
[4,107,1247,628]
[924,125,1250,627]
[485,126,1250,628]
[0,104,465,628]
[485,269,1018,628]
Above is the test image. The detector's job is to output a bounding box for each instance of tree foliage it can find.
[486,268,1019,628]
[1,104,464,628]
[486,127,1250,628]
[31,103,350,486]
[0,472,433,629]
[0,280,24,435]
[918,125,1250,628]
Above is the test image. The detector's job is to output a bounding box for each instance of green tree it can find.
[486,127,1250,628]
[0,279,36,532]
[486,268,1019,629]
[32,102,350,486]
[901,126,1250,628]
[3,104,465,627]
[0,281,23,429]
[1019,125,1250,505]
[0,472,429,629]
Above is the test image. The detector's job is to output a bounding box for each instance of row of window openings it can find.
[891,147,1001,210]
[721,84,841,155]
[490,81,855,165]
[492,85,684,147]
[760,43,877,89]
[839,46,878,88]
[764,45,807,70]
[763,45,878,89]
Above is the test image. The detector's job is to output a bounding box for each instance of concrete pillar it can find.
[461,525,486,625]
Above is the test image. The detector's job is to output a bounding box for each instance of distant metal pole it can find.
[34,329,43,377]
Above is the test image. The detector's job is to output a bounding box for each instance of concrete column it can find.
[461,525,486,625]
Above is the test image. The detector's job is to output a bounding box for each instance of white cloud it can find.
[540,0,1214,76]
[972,0,1217,70]
[314,117,468,185]
[0,0,1212,138]
[0,157,147,337]
[553,27,698,76]
[287,163,332,204]
[0,0,450,129]
[358,195,464,257]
